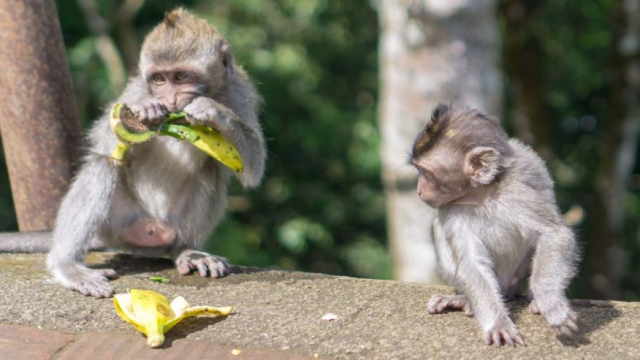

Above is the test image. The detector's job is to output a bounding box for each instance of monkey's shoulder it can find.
[504,138,555,192]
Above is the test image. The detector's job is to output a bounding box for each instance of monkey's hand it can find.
[50,264,117,298]
[529,299,579,336]
[427,294,473,316]
[128,100,168,130]
[175,249,231,278]
[183,97,237,132]
[484,316,525,346]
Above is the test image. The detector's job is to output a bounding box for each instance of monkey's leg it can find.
[47,155,119,297]
[428,221,473,316]
[170,166,231,278]
[529,226,579,336]
[458,241,525,346]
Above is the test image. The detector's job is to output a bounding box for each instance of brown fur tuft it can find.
[412,104,512,160]
[140,7,224,71]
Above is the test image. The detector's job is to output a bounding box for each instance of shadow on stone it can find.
[86,253,326,288]
[509,298,621,347]
[161,315,231,348]
[559,299,622,347]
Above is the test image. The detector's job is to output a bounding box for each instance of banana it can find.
[113,289,233,347]
[109,103,244,173]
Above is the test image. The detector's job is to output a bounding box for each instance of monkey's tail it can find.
[0,231,52,253]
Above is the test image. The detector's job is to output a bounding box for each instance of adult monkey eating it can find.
[0,8,266,297]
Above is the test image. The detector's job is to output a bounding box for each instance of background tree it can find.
[378,0,502,282]
[0,0,81,231]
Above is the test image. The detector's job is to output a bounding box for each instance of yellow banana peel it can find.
[109,103,244,173]
[113,289,234,347]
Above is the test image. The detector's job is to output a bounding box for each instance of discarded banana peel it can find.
[113,289,234,348]
[109,103,244,173]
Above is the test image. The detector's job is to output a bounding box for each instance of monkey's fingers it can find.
[555,311,579,336]
[485,329,525,346]
[73,275,114,298]
[203,255,231,278]
[528,301,541,314]
[176,260,194,275]
[98,268,118,279]
[426,294,468,314]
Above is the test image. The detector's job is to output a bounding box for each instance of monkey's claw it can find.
[128,100,168,129]
[427,294,473,316]
[530,298,579,336]
[484,317,525,346]
[175,250,231,278]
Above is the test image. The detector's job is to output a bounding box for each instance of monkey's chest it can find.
[126,138,209,218]
[444,211,531,284]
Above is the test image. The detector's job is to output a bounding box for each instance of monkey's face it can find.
[148,67,207,112]
[412,154,470,208]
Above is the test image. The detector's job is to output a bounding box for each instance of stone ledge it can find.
[0,253,638,359]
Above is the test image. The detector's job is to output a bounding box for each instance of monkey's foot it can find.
[529,298,578,336]
[50,264,117,298]
[427,294,473,316]
[175,250,231,278]
[484,317,525,346]
[121,218,176,247]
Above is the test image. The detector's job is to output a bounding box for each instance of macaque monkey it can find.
[0,9,266,297]
[411,104,578,345]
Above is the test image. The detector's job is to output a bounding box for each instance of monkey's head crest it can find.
[411,104,451,157]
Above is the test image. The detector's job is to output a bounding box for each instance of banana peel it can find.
[109,103,244,173]
[113,289,234,347]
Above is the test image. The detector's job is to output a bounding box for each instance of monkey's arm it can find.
[46,153,119,297]
[529,224,579,335]
[47,77,152,297]
[183,95,266,188]
[454,232,525,346]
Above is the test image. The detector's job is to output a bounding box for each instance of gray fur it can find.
[42,32,265,297]
[430,139,579,344]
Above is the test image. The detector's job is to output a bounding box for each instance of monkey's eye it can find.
[174,71,191,83]
[150,74,166,85]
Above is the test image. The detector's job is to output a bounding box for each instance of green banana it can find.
[109,103,244,173]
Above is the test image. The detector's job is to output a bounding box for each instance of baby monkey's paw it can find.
[484,317,525,346]
[427,294,473,316]
[51,264,117,298]
[175,249,231,278]
[529,298,579,336]
[128,100,168,130]
[183,97,237,131]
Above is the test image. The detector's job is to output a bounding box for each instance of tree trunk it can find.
[585,0,640,299]
[0,0,81,231]
[378,0,502,282]
[499,0,553,162]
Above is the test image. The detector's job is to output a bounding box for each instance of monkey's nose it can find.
[166,103,178,112]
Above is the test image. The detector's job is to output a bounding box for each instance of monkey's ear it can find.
[220,41,234,75]
[464,146,502,186]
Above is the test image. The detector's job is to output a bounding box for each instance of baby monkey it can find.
[411,104,579,345]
